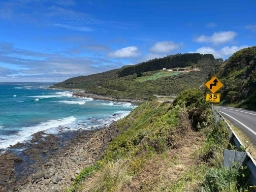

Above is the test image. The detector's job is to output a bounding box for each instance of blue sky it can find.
[0,0,255,82]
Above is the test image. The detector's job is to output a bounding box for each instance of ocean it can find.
[0,82,135,151]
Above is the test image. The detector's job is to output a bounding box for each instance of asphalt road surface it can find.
[214,106,256,145]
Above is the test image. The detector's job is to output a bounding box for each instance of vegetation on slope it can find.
[52,53,220,100]
[216,46,256,109]
[52,46,256,109]
[135,71,180,82]
[68,89,249,192]
[117,53,214,77]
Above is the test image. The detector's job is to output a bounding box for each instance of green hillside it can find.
[70,90,248,191]
[216,46,256,109]
[52,53,219,100]
[52,46,256,109]
[117,53,214,77]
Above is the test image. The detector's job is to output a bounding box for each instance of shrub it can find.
[173,88,211,129]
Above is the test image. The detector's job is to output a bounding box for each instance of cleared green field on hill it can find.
[136,71,180,82]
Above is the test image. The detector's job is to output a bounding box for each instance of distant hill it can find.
[53,68,120,89]
[52,53,219,100]
[118,53,214,77]
[217,46,256,109]
[52,47,256,109]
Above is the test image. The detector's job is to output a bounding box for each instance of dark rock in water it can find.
[31,131,45,143]
[14,157,23,163]
[9,142,26,148]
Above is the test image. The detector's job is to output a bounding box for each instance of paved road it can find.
[214,106,256,145]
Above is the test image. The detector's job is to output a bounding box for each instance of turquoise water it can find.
[0,82,135,150]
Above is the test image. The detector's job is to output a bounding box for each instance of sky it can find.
[0,0,255,82]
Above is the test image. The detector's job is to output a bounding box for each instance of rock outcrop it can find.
[0,122,120,191]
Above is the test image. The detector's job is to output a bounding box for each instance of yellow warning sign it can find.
[205,76,224,93]
[206,93,221,103]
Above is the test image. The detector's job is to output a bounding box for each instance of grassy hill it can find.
[52,53,220,100]
[52,46,256,108]
[215,46,256,110]
[69,89,248,191]
[117,53,214,77]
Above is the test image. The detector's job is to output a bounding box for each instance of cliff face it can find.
[218,46,256,109]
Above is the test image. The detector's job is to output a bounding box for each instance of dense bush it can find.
[218,46,256,110]
[173,88,211,129]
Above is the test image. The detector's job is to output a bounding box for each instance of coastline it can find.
[0,121,121,191]
[72,90,142,105]
[49,85,143,104]
[0,86,140,191]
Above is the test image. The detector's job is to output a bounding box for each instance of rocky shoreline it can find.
[72,90,142,104]
[0,122,121,192]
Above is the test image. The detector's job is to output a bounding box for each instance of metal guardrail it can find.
[214,108,256,185]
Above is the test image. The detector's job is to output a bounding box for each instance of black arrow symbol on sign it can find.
[210,79,218,89]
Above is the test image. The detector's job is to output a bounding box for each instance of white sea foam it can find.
[120,102,135,108]
[101,101,135,109]
[29,95,62,99]
[29,91,73,99]
[112,111,131,120]
[58,100,87,105]
[0,116,76,150]
[102,101,114,106]
[55,91,73,97]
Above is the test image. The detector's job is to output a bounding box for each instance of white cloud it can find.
[194,31,237,44]
[107,46,140,58]
[246,25,256,32]
[206,22,217,28]
[150,41,182,53]
[195,45,248,58]
[0,43,122,82]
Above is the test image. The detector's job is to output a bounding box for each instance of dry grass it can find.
[74,109,209,192]
[120,129,206,192]
[76,160,132,192]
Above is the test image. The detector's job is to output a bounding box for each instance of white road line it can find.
[220,111,256,136]
[223,108,256,116]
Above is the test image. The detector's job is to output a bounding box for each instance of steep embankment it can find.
[217,46,256,109]
[68,89,244,192]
